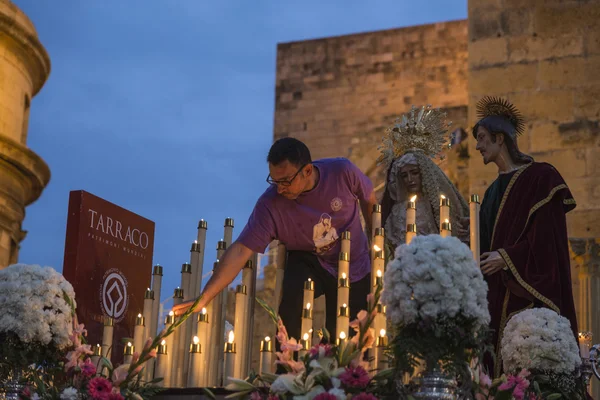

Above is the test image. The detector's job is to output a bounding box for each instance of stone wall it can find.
[0,0,50,268]
[274,20,470,192]
[467,0,600,238]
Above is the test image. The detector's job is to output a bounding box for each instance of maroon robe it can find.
[484,162,578,377]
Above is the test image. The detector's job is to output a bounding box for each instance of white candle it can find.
[299,332,311,359]
[133,313,145,359]
[187,336,202,387]
[163,311,175,387]
[101,316,113,362]
[376,329,388,371]
[470,195,481,264]
[337,303,349,342]
[155,340,169,387]
[223,331,236,386]
[197,308,209,387]
[302,279,315,343]
[150,265,163,339]
[341,231,351,254]
[123,342,134,365]
[172,289,185,388]
[336,331,347,347]
[208,259,225,388]
[233,284,248,379]
[142,289,155,382]
[579,331,592,358]
[406,223,417,244]
[407,195,417,226]
[259,336,273,374]
[440,195,450,232]
[441,219,452,238]
[372,204,382,239]
[90,344,102,370]
[372,245,385,292]
[240,258,256,380]
[301,302,313,347]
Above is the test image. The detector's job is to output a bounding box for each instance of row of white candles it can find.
[94,193,485,387]
[405,194,481,264]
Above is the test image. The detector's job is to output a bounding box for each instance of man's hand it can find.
[173,297,204,315]
[480,251,507,275]
[456,217,470,237]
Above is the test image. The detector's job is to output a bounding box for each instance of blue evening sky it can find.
[14,0,466,304]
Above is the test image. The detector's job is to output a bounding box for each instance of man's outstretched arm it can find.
[173,241,254,315]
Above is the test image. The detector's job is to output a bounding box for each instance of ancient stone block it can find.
[500,7,533,36]
[468,37,508,66]
[508,34,584,63]
[531,148,587,179]
[567,209,600,240]
[575,85,600,119]
[538,56,600,89]
[469,63,537,95]
[533,3,600,37]
[510,90,576,122]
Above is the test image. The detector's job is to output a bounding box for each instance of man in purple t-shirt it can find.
[175,137,377,344]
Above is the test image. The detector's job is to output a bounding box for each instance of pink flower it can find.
[87,377,112,399]
[352,393,378,400]
[479,372,492,388]
[267,395,280,400]
[250,392,263,400]
[309,344,333,358]
[498,372,530,400]
[107,392,124,400]
[339,366,370,389]
[143,338,153,352]
[20,386,32,399]
[81,358,96,377]
[111,365,130,388]
[146,349,157,359]
[350,327,375,352]
[313,394,338,400]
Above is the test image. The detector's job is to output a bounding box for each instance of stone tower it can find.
[0,0,50,268]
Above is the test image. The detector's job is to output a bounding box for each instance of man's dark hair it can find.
[473,117,534,165]
[267,137,312,167]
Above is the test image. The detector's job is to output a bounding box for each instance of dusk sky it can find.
[14,0,466,305]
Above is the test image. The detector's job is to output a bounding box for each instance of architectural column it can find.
[0,0,51,268]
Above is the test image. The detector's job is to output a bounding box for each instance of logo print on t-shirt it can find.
[313,212,339,254]
[330,197,343,212]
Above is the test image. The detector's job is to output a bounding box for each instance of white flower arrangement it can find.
[501,308,580,374]
[381,234,490,329]
[0,263,76,349]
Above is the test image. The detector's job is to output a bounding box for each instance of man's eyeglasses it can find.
[266,164,308,187]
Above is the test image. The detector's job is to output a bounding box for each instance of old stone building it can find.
[273,0,600,395]
[0,0,50,269]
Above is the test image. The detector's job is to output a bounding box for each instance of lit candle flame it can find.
[343,303,347,308]
[308,278,312,282]
[339,331,346,339]
[228,331,235,344]
[194,240,198,244]
[127,342,132,347]
[161,339,166,345]
[193,336,199,345]
[303,333,309,340]
[309,329,313,333]
[265,336,271,342]
[410,195,417,202]
[444,219,449,223]
[137,313,142,318]
[342,272,347,279]
[169,311,174,316]
[441,195,446,199]
[201,307,207,314]
[306,302,311,310]
[377,270,382,277]
[380,329,386,337]
[373,244,381,251]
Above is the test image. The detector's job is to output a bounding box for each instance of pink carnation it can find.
[87,377,112,399]
[81,358,96,377]
[309,344,333,358]
[352,393,378,400]
[339,365,370,389]
[313,394,338,400]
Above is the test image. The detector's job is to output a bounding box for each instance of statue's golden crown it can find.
[377,105,452,168]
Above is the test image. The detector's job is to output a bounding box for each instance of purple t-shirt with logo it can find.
[237,158,373,283]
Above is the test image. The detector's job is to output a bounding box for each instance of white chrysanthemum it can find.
[381,235,490,328]
[501,308,580,374]
[60,387,79,400]
[0,264,76,348]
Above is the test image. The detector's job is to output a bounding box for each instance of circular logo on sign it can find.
[330,197,343,212]
[99,269,129,322]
